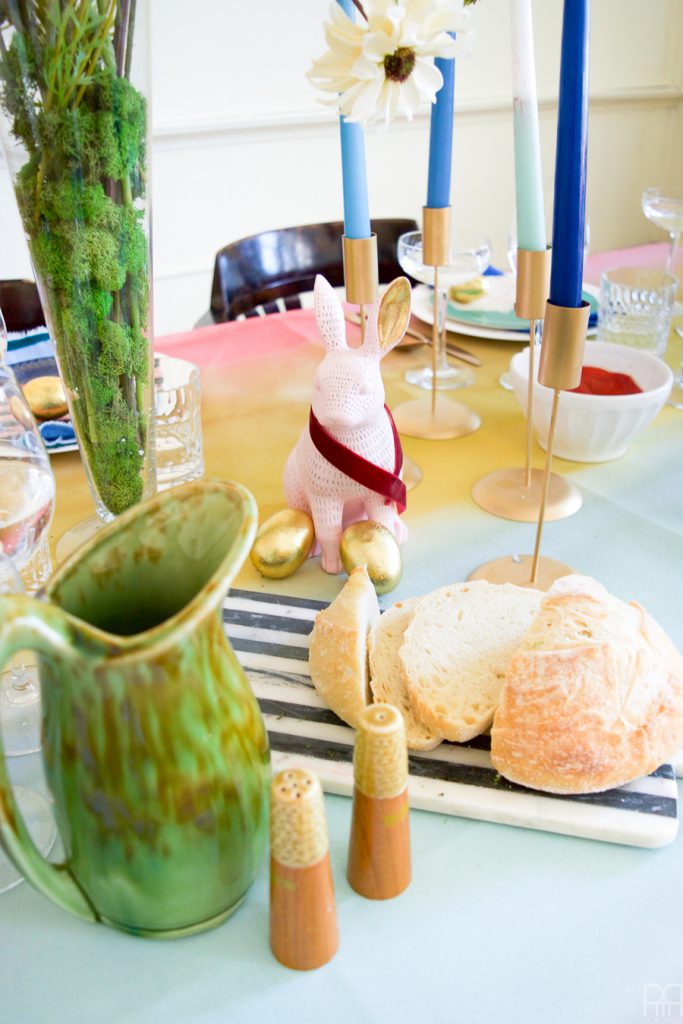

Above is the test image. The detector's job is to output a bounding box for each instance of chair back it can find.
[0,280,44,332]
[210,218,418,322]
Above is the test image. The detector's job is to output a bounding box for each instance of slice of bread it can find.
[401,581,542,742]
[491,575,683,794]
[369,599,442,752]
[308,566,380,729]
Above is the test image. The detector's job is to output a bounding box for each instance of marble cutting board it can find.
[224,588,679,849]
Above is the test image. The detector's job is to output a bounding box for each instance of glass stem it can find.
[4,660,39,706]
[668,232,680,273]
[436,286,449,374]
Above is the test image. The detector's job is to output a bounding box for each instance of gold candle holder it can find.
[342,234,425,489]
[527,299,591,586]
[342,234,378,344]
[347,704,411,900]
[392,206,481,442]
[469,251,584,589]
[473,299,590,590]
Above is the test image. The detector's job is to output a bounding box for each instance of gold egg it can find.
[22,376,68,420]
[340,521,402,595]
[250,509,315,579]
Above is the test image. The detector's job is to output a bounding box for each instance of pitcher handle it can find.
[0,595,97,923]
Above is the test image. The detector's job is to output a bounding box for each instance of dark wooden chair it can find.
[209,218,418,323]
[0,279,44,332]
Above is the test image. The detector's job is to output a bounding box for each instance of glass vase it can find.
[0,2,156,522]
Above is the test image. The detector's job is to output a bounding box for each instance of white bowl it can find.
[509,341,673,462]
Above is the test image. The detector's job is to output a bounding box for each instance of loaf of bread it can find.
[369,599,442,751]
[400,581,542,742]
[491,575,683,794]
[308,566,379,729]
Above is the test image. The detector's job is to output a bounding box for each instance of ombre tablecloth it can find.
[4,243,683,1024]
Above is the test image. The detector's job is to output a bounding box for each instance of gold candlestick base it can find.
[472,246,553,524]
[467,554,575,590]
[471,467,581,523]
[392,396,481,440]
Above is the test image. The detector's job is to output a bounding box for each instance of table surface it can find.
[4,244,683,1024]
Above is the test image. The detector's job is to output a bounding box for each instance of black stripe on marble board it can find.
[223,608,315,635]
[267,732,677,817]
[255,693,491,750]
[231,637,310,662]
[228,588,328,611]
[258,697,348,728]
[247,668,314,688]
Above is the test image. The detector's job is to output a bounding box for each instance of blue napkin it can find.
[38,420,78,449]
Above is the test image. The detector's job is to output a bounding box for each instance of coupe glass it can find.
[0,307,56,756]
[642,187,683,273]
[398,231,490,390]
[642,186,683,407]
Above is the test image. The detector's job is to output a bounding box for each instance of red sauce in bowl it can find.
[570,366,643,396]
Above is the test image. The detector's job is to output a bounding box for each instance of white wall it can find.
[2,0,682,335]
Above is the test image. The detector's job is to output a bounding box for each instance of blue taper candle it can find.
[426,53,455,209]
[337,0,371,238]
[549,0,590,308]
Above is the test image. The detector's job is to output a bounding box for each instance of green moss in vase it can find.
[0,2,151,516]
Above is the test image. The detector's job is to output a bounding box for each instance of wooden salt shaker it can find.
[270,767,339,970]
[347,703,411,899]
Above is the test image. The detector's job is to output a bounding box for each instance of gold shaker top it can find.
[353,703,408,800]
[270,768,329,868]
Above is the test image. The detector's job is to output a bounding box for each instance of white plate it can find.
[48,441,78,455]
[411,283,599,342]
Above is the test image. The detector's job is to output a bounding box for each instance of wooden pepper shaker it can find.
[347,703,411,899]
[270,767,339,970]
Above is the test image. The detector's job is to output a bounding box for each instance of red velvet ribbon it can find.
[308,405,407,514]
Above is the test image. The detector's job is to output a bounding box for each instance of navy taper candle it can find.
[549,0,590,308]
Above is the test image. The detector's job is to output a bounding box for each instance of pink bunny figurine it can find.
[284,274,411,574]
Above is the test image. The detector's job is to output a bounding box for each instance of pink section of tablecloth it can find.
[155,307,320,368]
[583,242,670,285]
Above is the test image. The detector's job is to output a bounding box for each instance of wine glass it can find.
[642,186,683,407]
[0,306,56,756]
[398,230,491,391]
[0,553,56,894]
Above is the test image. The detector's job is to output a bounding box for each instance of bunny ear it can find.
[314,275,347,351]
[363,277,412,359]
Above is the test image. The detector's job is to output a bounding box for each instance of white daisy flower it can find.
[308,0,475,127]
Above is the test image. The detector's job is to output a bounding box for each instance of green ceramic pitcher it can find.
[0,480,270,938]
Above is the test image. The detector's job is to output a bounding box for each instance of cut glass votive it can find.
[597,267,678,356]
[154,354,204,491]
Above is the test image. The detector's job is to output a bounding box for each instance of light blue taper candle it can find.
[337,0,371,238]
[510,0,546,251]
